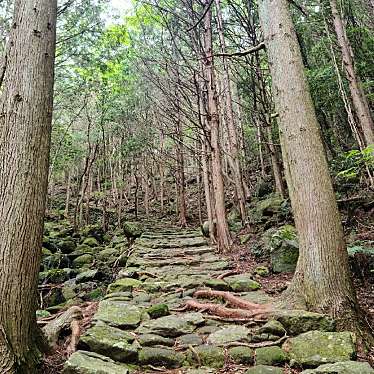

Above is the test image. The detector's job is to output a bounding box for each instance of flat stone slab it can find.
[301,361,374,373]
[136,312,205,337]
[283,331,356,366]
[94,300,143,329]
[207,326,251,345]
[63,351,131,374]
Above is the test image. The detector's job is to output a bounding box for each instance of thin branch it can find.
[187,0,215,32]
[215,41,265,58]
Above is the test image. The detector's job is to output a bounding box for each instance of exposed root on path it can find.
[194,289,272,310]
[185,299,270,319]
[226,334,288,349]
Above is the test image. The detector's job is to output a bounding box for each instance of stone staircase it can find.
[63,228,374,374]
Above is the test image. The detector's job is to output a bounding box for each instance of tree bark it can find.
[330,0,374,147]
[203,2,232,251]
[0,0,57,372]
[259,0,359,326]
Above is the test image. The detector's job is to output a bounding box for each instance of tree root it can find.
[226,334,288,348]
[185,299,270,319]
[42,306,83,348]
[194,289,272,311]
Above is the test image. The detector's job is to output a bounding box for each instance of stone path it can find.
[63,228,374,374]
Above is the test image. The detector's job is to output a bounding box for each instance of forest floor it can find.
[41,215,374,374]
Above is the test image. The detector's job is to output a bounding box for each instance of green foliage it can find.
[336,146,374,181]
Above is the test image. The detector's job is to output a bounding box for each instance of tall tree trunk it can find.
[0,0,57,372]
[259,0,359,327]
[215,0,247,223]
[203,3,232,251]
[330,0,374,147]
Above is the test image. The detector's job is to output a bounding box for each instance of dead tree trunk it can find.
[0,0,57,372]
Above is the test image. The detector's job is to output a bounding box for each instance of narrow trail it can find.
[62,227,372,374]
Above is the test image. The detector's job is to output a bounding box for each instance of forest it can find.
[0,0,373,373]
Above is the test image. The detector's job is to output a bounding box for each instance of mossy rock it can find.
[95,300,143,329]
[257,320,286,337]
[82,237,99,247]
[72,254,94,268]
[139,347,185,368]
[283,331,356,367]
[146,304,170,319]
[107,278,142,294]
[273,310,335,335]
[176,334,203,348]
[203,278,230,291]
[186,345,225,369]
[57,239,77,254]
[123,222,143,239]
[36,310,51,319]
[39,268,71,284]
[97,248,120,262]
[256,194,284,217]
[255,346,287,366]
[301,361,374,373]
[76,269,100,284]
[138,334,175,347]
[225,274,261,292]
[207,326,251,345]
[79,322,138,363]
[229,346,254,364]
[245,365,283,374]
[63,350,132,374]
[254,266,270,277]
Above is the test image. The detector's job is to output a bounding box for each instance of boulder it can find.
[273,310,335,335]
[58,239,77,254]
[137,334,175,347]
[146,304,170,319]
[95,300,143,329]
[229,346,254,364]
[283,331,356,367]
[76,270,100,284]
[97,248,120,262]
[136,313,205,337]
[63,350,131,374]
[224,274,261,292]
[79,322,138,363]
[301,361,374,373]
[257,320,286,337]
[177,334,203,348]
[207,326,251,345]
[245,366,283,374]
[138,347,185,368]
[186,345,225,369]
[255,346,287,366]
[39,268,71,284]
[203,278,230,291]
[270,225,299,273]
[256,194,284,217]
[82,237,99,247]
[107,278,142,294]
[72,254,94,268]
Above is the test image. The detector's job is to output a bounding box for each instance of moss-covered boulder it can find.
[177,334,203,348]
[207,326,251,345]
[82,237,99,247]
[63,350,131,374]
[57,239,77,254]
[39,268,71,283]
[301,361,374,373]
[256,194,284,218]
[245,366,283,374]
[107,278,142,294]
[255,346,287,366]
[139,347,185,368]
[283,331,356,367]
[97,248,120,262]
[95,300,143,329]
[146,304,169,319]
[273,310,335,335]
[229,346,254,364]
[72,254,94,268]
[186,345,225,369]
[79,322,138,363]
[257,320,286,337]
[76,269,100,284]
[224,274,261,292]
[123,222,143,240]
[270,225,299,273]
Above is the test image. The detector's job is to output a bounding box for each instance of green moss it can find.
[255,346,287,365]
[146,304,170,319]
